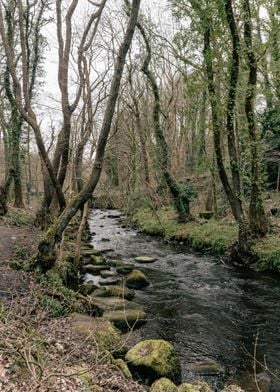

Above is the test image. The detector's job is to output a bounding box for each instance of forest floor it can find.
[0,208,145,392]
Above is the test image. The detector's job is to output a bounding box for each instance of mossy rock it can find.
[178,381,213,392]
[116,263,135,275]
[71,313,122,352]
[135,256,157,264]
[78,283,98,296]
[89,255,107,265]
[125,339,181,385]
[190,360,222,376]
[125,269,149,289]
[100,270,117,278]
[83,264,109,274]
[92,285,135,300]
[221,386,245,392]
[107,259,124,267]
[91,296,143,312]
[103,309,147,332]
[112,358,132,379]
[151,377,178,392]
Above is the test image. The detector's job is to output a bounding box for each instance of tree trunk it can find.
[244,0,268,237]
[35,0,142,269]
[138,20,191,222]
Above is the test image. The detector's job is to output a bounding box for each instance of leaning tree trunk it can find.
[244,0,267,237]
[35,0,142,269]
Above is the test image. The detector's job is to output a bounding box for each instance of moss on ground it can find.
[132,207,237,255]
[131,207,280,272]
[253,234,280,272]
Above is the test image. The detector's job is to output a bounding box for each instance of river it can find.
[87,209,280,391]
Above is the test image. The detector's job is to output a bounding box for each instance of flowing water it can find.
[88,209,280,391]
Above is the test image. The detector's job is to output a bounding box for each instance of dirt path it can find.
[0,225,37,300]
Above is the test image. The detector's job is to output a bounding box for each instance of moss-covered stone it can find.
[190,360,222,376]
[112,358,132,379]
[100,270,117,278]
[71,313,122,352]
[125,269,149,289]
[92,285,135,300]
[125,339,181,385]
[116,264,135,275]
[83,264,109,274]
[78,283,97,296]
[221,386,245,392]
[178,381,213,392]
[89,255,107,265]
[103,309,147,332]
[151,378,178,392]
[92,296,143,312]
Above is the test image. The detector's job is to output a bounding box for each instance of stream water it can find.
[87,209,280,391]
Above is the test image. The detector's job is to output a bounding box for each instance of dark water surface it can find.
[88,209,280,391]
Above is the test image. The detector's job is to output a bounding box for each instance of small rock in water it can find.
[134,256,157,263]
[101,237,110,242]
[83,264,109,274]
[100,270,117,279]
[189,359,223,376]
[99,277,122,286]
[125,269,149,289]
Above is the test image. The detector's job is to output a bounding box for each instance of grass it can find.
[131,207,280,271]
[0,207,34,227]
[131,207,238,255]
[253,234,280,272]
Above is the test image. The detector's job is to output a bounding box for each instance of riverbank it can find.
[129,207,280,272]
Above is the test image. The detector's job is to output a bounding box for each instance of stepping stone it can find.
[92,296,143,312]
[99,277,122,286]
[100,270,117,279]
[116,264,134,275]
[92,285,135,300]
[83,264,109,274]
[103,309,147,331]
[134,256,157,263]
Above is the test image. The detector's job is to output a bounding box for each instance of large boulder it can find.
[125,339,181,385]
[92,285,135,300]
[103,309,147,332]
[151,378,178,392]
[178,381,213,392]
[71,313,122,352]
[125,269,149,289]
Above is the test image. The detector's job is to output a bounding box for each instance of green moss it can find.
[151,378,178,392]
[112,358,132,379]
[125,269,149,289]
[132,207,237,255]
[178,381,213,392]
[125,339,181,384]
